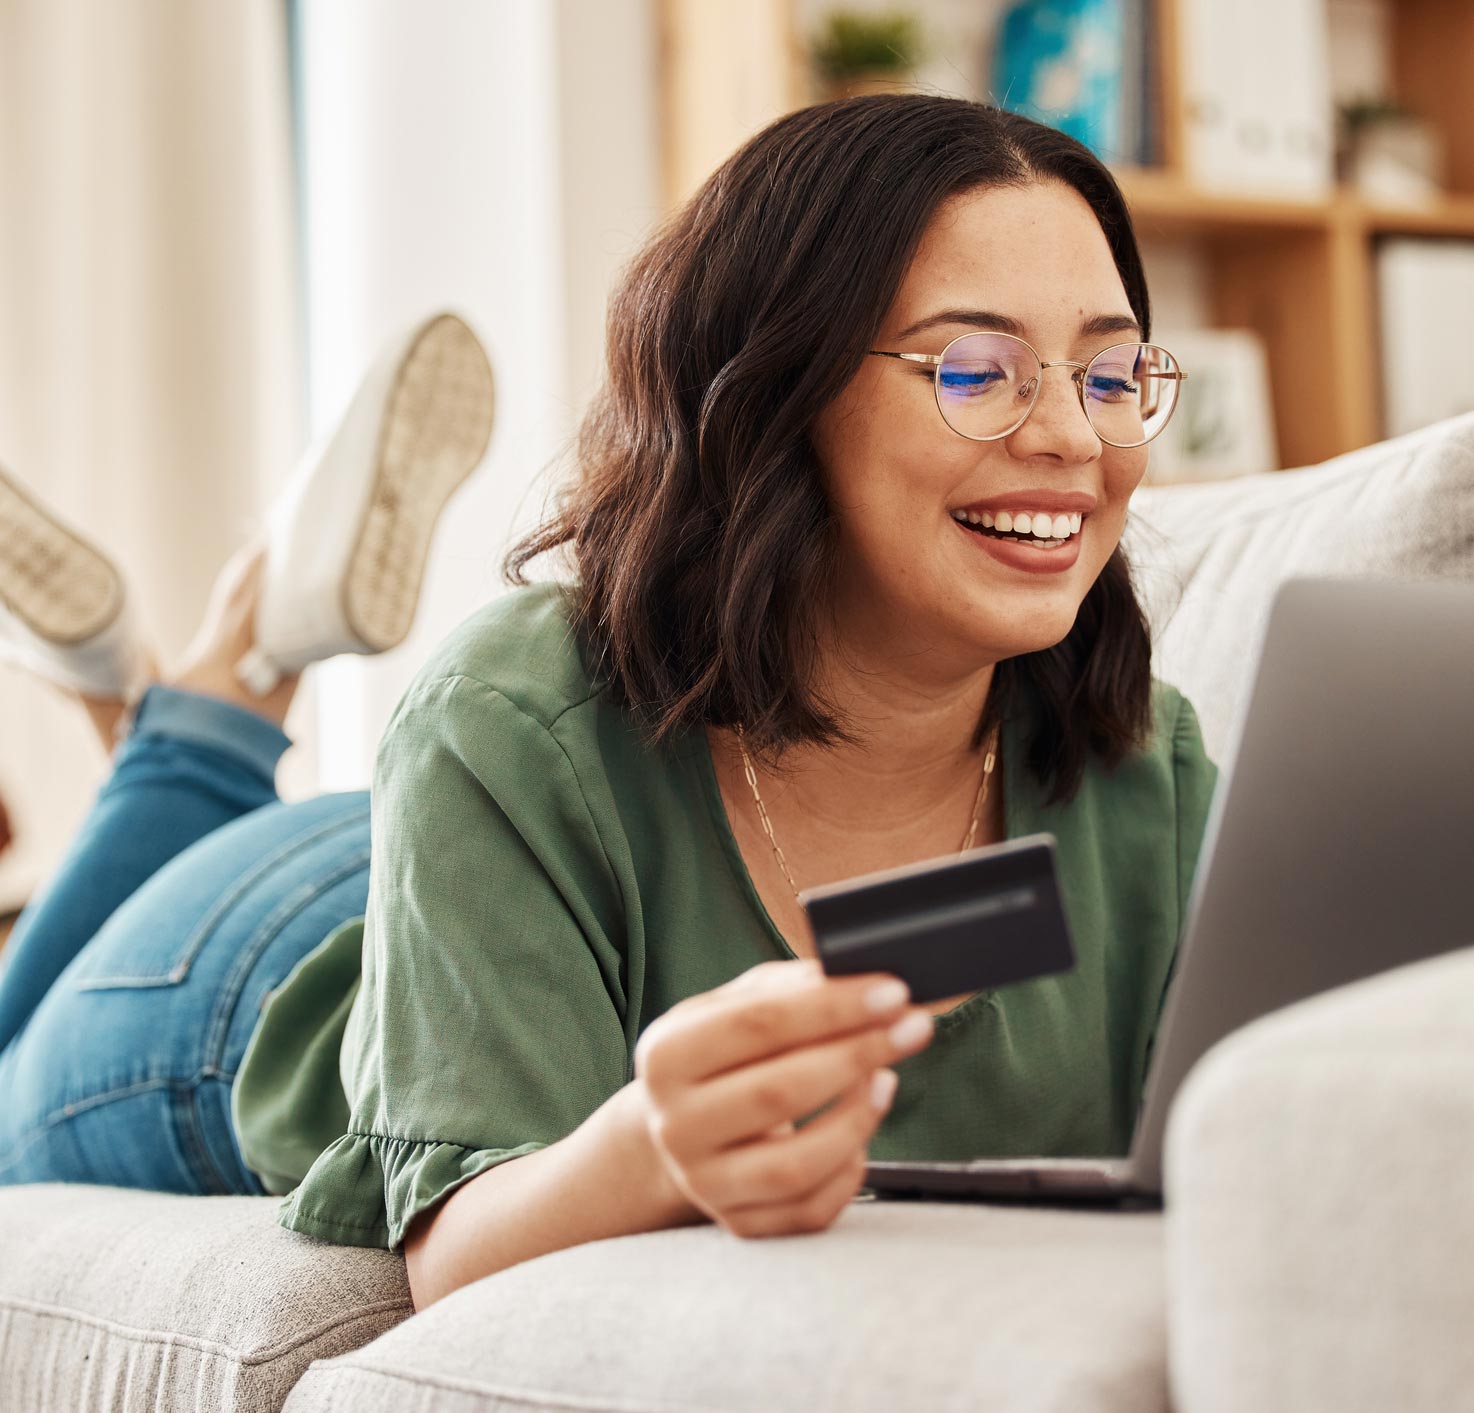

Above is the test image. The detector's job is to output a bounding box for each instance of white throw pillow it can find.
[1122,411,1474,763]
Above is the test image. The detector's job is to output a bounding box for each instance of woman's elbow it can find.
[402,1204,451,1311]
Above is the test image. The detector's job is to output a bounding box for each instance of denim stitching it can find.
[192,1072,269,1196]
[73,806,370,990]
[2,822,370,1187]
[0,1074,174,1175]
[0,1069,242,1184]
[0,821,373,1185]
[188,839,370,1190]
[173,1080,233,1194]
[200,843,372,1069]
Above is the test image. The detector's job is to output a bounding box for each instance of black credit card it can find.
[799,833,1076,1004]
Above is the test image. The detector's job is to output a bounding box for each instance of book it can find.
[1377,239,1474,438]
[1145,328,1279,482]
[990,0,1153,165]
[1177,0,1334,196]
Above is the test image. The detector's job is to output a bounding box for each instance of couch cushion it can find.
[1125,410,1474,762]
[285,1198,1166,1413]
[0,1186,411,1412]
[1163,943,1474,1413]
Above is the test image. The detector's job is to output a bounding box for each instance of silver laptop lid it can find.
[1128,576,1474,1191]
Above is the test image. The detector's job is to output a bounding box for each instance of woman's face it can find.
[810,180,1150,679]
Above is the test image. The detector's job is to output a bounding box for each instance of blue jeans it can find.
[0,685,370,1193]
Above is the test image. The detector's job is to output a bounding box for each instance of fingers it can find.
[727,958,820,991]
[662,1005,931,1152]
[632,959,933,1242]
[636,959,915,1088]
[717,1134,874,1239]
[692,1066,896,1212]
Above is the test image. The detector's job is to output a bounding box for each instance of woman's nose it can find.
[1004,366,1100,462]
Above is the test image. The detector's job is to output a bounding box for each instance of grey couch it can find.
[3,412,1472,1412]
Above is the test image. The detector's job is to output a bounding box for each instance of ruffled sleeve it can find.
[276,671,633,1249]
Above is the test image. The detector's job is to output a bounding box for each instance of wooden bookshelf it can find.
[658,0,1474,470]
[1126,0,1474,465]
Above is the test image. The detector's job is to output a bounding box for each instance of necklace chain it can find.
[734,726,999,904]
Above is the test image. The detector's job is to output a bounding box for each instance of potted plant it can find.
[1338,97,1445,207]
[810,10,924,102]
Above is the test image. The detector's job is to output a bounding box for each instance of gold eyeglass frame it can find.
[867,331,1189,449]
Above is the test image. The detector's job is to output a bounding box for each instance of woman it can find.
[0,95,1216,1312]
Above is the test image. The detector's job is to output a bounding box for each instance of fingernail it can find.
[870,1069,899,1110]
[864,978,910,1013]
[888,1010,933,1050]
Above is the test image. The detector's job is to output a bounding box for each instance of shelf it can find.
[1115,169,1474,242]
[1345,195,1474,239]
[1114,168,1332,237]
[660,0,1474,469]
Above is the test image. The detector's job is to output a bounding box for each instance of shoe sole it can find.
[0,471,125,644]
[340,313,496,652]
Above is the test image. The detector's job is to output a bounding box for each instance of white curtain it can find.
[0,0,299,909]
[295,0,661,791]
[0,0,664,910]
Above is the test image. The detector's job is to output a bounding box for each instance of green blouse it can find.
[231,580,1220,1249]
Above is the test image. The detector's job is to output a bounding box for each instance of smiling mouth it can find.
[952,517,1082,549]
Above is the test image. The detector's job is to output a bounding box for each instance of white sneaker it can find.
[234,311,496,695]
[0,466,151,700]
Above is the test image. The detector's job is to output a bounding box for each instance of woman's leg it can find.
[0,787,370,1193]
[0,540,301,1051]
[0,684,292,1051]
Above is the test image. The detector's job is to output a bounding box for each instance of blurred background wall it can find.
[2,0,1470,912]
[290,0,659,794]
[0,0,660,909]
[0,0,299,909]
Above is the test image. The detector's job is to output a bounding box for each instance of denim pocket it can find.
[70,808,369,991]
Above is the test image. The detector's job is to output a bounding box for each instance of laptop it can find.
[862,575,1474,1208]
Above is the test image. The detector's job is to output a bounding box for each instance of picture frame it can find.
[1145,327,1279,483]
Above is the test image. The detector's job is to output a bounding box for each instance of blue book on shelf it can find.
[991,0,1150,165]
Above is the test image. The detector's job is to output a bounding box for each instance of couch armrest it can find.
[0,1188,411,1412]
[287,1200,1170,1412]
[1163,943,1474,1413]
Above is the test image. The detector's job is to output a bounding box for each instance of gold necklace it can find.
[734,725,999,904]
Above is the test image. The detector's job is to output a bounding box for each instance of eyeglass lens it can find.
[936,333,1181,447]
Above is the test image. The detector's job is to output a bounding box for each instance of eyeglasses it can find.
[868,332,1187,448]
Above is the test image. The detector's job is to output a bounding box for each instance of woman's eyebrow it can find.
[893,309,1142,341]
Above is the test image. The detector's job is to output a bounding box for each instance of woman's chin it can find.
[953,596,1081,658]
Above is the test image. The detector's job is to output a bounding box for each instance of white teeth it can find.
[950,508,1088,540]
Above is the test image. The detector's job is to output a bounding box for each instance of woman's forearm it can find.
[403,1078,704,1309]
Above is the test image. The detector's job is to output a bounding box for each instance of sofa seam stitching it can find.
[0,1294,414,1367]
[306,1358,725,1413]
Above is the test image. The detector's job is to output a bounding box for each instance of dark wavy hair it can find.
[504,94,1157,807]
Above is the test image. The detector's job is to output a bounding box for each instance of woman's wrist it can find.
[405,1078,704,1309]
[596,1076,704,1230]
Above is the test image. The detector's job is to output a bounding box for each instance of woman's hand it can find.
[404,959,933,1307]
[630,958,935,1238]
